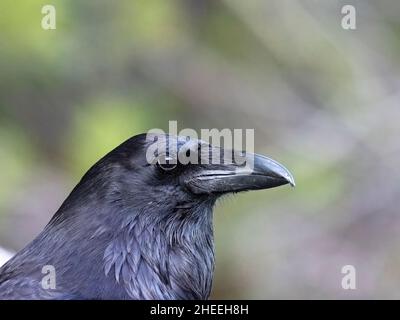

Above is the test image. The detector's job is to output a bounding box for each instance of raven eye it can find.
[156,156,177,171]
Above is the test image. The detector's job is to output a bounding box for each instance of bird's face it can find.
[112,134,294,209]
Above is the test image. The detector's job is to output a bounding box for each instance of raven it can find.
[0,133,294,300]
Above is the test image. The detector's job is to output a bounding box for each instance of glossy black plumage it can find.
[0,133,293,299]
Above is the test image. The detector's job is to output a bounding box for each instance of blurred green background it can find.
[1,0,400,299]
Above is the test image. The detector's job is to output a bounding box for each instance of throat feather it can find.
[103,207,215,299]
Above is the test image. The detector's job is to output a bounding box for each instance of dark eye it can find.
[156,156,178,171]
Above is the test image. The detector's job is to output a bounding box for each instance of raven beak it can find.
[185,152,295,195]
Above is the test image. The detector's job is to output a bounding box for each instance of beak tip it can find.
[252,154,296,189]
[284,172,295,188]
[287,175,296,187]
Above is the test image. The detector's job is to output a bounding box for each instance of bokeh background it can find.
[1,0,400,299]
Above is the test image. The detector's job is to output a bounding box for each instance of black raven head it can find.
[84,133,294,206]
[0,133,294,300]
